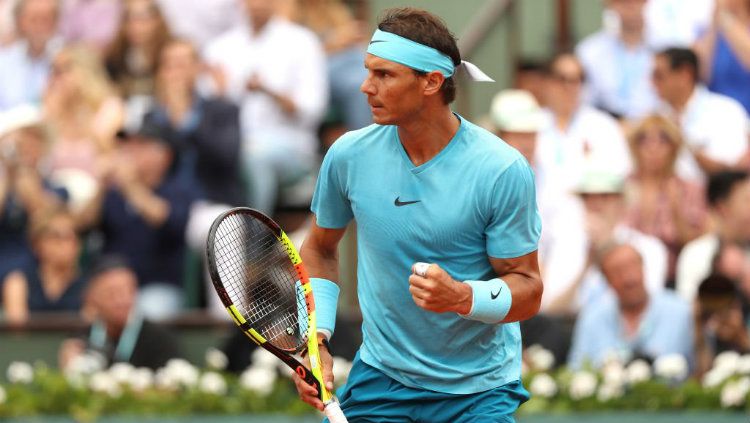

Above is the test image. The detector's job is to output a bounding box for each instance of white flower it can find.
[703,367,732,389]
[64,351,106,380]
[129,368,154,392]
[569,371,598,400]
[199,371,227,395]
[737,355,750,375]
[0,385,6,404]
[529,373,557,398]
[7,361,33,384]
[155,368,179,391]
[332,357,353,387]
[714,351,741,376]
[601,361,626,387]
[239,366,277,396]
[625,360,651,385]
[597,382,624,402]
[108,362,135,385]
[653,354,688,380]
[720,378,750,408]
[163,359,199,388]
[526,345,555,372]
[89,371,122,397]
[251,349,278,371]
[205,348,229,371]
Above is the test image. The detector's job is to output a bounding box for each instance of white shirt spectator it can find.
[675,232,719,302]
[541,201,668,314]
[204,18,328,156]
[645,0,714,50]
[576,31,658,119]
[535,106,631,195]
[156,0,243,50]
[659,86,750,183]
[0,37,62,111]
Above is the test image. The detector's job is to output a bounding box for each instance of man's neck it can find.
[619,24,643,48]
[397,106,459,167]
[620,299,648,338]
[250,17,271,36]
[25,40,48,59]
[667,85,695,115]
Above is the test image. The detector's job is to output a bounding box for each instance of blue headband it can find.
[366,29,494,82]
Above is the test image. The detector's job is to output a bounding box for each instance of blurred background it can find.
[1,0,749,420]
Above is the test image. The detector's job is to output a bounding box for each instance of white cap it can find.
[574,170,625,195]
[490,89,543,133]
[0,104,42,138]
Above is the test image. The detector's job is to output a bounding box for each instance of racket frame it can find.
[206,207,332,403]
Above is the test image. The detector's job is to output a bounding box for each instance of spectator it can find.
[536,52,631,196]
[204,0,328,215]
[104,0,171,99]
[142,38,243,250]
[576,0,658,119]
[2,206,85,325]
[694,273,750,376]
[676,170,750,301]
[652,47,749,183]
[76,122,198,321]
[155,0,242,50]
[59,255,182,370]
[43,44,124,208]
[624,114,707,283]
[0,0,62,112]
[0,114,66,281]
[695,0,750,115]
[542,170,668,316]
[568,243,693,369]
[287,0,371,131]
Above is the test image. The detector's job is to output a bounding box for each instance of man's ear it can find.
[422,71,445,97]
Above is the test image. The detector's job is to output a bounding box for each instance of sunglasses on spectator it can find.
[550,73,583,85]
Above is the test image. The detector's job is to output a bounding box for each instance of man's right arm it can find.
[299,216,347,283]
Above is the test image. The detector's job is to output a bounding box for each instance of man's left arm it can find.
[408,251,542,323]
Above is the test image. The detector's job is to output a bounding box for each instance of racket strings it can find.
[213,213,309,352]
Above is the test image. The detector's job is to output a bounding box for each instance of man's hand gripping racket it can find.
[205,207,347,422]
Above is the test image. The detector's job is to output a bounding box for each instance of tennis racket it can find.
[206,207,347,422]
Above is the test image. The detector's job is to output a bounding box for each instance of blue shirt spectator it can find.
[568,243,693,369]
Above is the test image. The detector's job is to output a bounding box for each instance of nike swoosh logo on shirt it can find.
[394,197,420,207]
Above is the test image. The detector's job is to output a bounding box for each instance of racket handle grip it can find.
[324,400,348,423]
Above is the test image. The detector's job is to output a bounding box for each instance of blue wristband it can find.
[460,278,512,324]
[310,278,340,336]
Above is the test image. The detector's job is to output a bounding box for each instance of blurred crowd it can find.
[0,0,749,381]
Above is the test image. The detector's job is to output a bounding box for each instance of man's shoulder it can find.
[577,292,618,329]
[327,124,391,157]
[680,232,719,258]
[462,119,525,165]
[698,88,748,118]
[203,26,247,58]
[653,290,690,315]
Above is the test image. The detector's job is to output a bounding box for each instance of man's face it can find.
[244,0,274,27]
[360,54,432,126]
[17,0,57,49]
[545,55,584,113]
[88,269,138,328]
[158,42,198,88]
[601,245,648,310]
[651,55,686,103]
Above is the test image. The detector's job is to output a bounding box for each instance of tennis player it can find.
[295,7,543,422]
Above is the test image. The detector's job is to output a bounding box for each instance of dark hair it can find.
[657,47,699,83]
[707,170,749,207]
[377,8,461,104]
[86,254,133,283]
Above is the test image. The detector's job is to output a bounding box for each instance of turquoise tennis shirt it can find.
[311,115,542,394]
